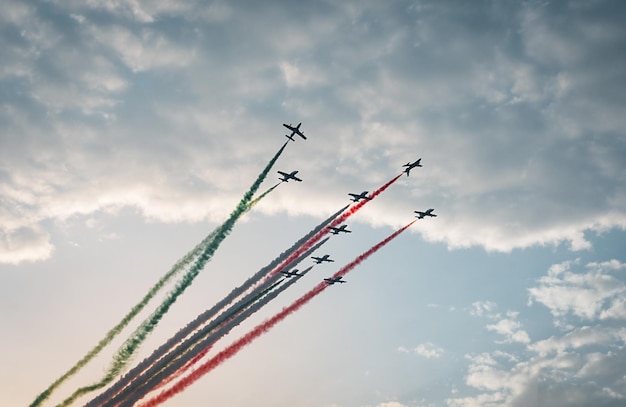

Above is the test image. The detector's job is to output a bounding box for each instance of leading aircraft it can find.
[327,224,351,234]
[311,254,334,264]
[415,208,437,219]
[348,191,372,202]
[277,170,302,183]
[324,276,346,285]
[281,269,303,278]
[403,159,422,176]
[283,122,306,140]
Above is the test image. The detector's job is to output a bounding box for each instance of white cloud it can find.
[529,326,624,357]
[528,260,626,321]
[469,301,498,318]
[398,342,444,359]
[486,312,531,344]
[0,225,53,264]
[599,298,626,320]
[451,256,626,406]
[454,344,626,406]
[451,352,580,407]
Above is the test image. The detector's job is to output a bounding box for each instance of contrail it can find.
[138,220,416,407]
[119,266,315,406]
[54,142,288,407]
[87,206,343,407]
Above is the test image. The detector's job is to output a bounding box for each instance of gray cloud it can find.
[2,0,626,263]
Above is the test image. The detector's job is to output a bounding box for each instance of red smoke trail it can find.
[149,343,213,395]
[266,173,402,280]
[138,219,415,407]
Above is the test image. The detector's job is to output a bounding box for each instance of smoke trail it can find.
[267,174,402,281]
[88,206,342,407]
[139,220,415,407]
[55,142,288,407]
[29,181,280,407]
[102,277,283,407]
[28,231,220,407]
[142,277,290,397]
[97,235,329,407]
[249,183,280,207]
[121,267,315,406]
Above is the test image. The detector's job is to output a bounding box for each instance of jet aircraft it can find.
[283,122,306,140]
[278,170,302,183]
[327,224,351,234]
[403,159,422,176]
[415,208,437,219]
[348,191,372,202]
[324,276,346,285]
[311,254,334,264]
[281,269,303,278]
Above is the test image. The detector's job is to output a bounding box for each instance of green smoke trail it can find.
[30,152,284,407]
[55,142,288,407]
[28,233,218,407]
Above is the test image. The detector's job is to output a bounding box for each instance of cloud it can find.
[529,326,626,357]
[2,1,626,263]
[0,225,53,264]
[398,342,444,360]
[87,25,195,73]
[450,348,626,407]
[528,259,626,321]
[450,257,626,406]
[469,301,498,318]
[486,312,531,344]
[375,402,410,407]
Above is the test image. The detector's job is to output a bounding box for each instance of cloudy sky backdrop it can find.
[1,1,625,406]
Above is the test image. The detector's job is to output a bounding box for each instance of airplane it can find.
[403,158,422,176]
[281,269,303,278]
[324,276,346,285]
[414,208,437,219]
[327,224,351,234]
[311,254,334,264]
[348,191,372,202]
[277,170,302,183]
[283,122,306,140]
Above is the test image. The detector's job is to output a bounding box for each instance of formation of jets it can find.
[278,123,435,287]
[403,159,422,176]
[415,208,437,219]
[311,254,334,264]
[277,170,302,183]
[327,224,351,235]
[348,191,372,202]
[283,122,306,141]
[324,276,346,285]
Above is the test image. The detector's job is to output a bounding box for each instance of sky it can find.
[1,0,626,406]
